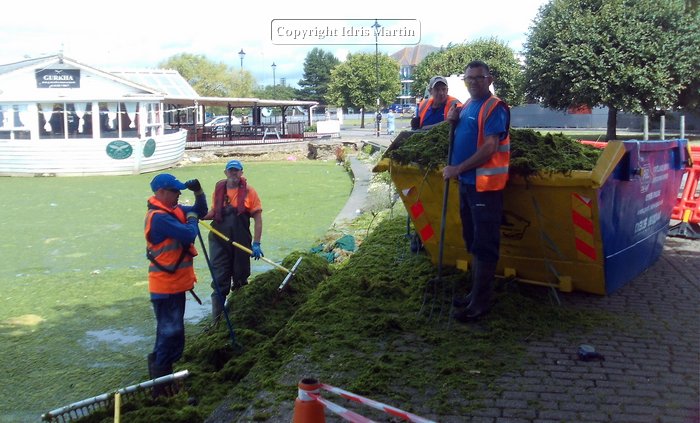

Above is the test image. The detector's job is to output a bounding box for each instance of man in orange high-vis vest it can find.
[408,76,463,253]
[145,173,207,396]
[411,76,462,130]
[203,159,264,321]
[443,60,511,323]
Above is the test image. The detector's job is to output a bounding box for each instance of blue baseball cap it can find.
[150,173,187,192]
[225,160,243,171]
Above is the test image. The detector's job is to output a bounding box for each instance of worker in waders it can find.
[145,174,207,397]
[204,160,264,321]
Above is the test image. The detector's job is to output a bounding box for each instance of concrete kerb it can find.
[180,140,353,165]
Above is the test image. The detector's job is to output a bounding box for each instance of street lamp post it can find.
[372,19,381,137]
[238,49,245,68]
[271,62,277,96]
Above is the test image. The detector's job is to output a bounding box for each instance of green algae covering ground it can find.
[77,212,615,422]
[0,160,351,422]
[384,122,602,177]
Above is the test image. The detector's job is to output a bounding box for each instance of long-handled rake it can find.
[419,121,457,323]
[41,371,190,422]
[197,220,302,291]
[196,230,240,350]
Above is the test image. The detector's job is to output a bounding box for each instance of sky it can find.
[2,0,549,88]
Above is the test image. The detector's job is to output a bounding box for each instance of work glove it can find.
[251,242,264,260]
[185,179,202,193]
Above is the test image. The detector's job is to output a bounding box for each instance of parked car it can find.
[205,115,241,128]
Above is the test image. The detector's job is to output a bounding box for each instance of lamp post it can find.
[238,49,245,68]
[271,62,277,96]
[372,19,381,137]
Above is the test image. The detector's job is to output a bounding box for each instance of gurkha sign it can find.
[35,69,81,88]
[106,140,133,160]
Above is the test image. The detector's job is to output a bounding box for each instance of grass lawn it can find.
[0,160,351,422]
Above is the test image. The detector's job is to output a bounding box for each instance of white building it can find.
[0,54,195,176]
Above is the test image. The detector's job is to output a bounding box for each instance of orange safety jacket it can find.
[144,198,198,294]
[211,178,248,223]
[470,95,510,192]
[417,96,461,128]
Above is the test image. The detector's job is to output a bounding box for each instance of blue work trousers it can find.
[151,292,186,368]
[458,184,503,263]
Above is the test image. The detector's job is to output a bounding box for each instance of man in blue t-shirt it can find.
[443,60,511,323]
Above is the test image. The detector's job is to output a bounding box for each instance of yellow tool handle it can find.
[198,220,290,274]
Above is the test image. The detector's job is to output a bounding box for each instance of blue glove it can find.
[251,242,263,260]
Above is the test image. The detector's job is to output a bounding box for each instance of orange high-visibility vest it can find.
[144,198,198,294]
[417,96,461,128]
[469,95,510,192]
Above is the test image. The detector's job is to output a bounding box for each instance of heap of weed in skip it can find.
[384,122,602,177]
[75,251,331,423]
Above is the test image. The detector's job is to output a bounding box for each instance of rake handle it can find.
[197,220,290,274]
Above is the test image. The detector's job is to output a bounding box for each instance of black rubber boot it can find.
[452,293,472,308]
[211,293,225,322]
[151,362,173,398]
[147,353,156,379]
[452,265,474,307]
[453,260,497,323]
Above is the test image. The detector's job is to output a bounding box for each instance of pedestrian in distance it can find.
[386,110,396,135]
[442,60,511,323]
[144,173,207,396]
[203,159,264,321]
[411,76,462,130]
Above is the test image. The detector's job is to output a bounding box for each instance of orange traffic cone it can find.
[292,378,325,423]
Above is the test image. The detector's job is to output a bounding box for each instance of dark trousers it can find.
[458,183,503,264]
[151,292,186,368]
[209,231,251,298]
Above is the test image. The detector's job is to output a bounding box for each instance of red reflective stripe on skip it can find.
[573,192,592,207]
[410,201,424,219]
[572,210,594,234]
[420,224,434,241]
[575,238,596,260]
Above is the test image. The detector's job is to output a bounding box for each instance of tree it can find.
[524,0,700,140]
[254,84,299,100]
[297,48,340,102]
[160,53,256,98]
[160,53,234,97]
[326,53,401,128]
[411,38,524,106]
[230,70,256,98]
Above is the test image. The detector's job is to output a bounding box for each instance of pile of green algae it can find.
[75,212,612,422]
[383,122,602,177]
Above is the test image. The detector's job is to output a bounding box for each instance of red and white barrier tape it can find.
[308,393,376,423]
[320,383,437,423]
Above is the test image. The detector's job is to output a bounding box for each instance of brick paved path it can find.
[457,236,700,423]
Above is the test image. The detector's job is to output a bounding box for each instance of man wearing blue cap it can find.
[204,159,264,320]
[144,173,207,396]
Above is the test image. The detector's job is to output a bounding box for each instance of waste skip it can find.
[374,133,690,295]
